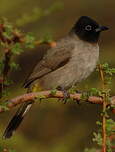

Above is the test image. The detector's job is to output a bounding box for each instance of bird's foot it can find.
[57,86,70,104]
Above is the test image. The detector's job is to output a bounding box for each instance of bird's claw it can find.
[63,90,70,104]
[57,86,70,104]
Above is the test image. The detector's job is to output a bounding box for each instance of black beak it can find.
[95,26,109,32]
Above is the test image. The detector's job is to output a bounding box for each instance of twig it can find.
[0,77,4,98]
[3,49,12,80]
[0,49,12,99]
[99,64,107,152]
[0,91,115,113]
[0,24,12,98]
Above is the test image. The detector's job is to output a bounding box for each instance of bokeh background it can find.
[0,0,115,152]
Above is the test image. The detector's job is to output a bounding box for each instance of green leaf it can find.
[80,92,89,100]
[96,121,102,126]
[39,33,53,43]
[106,119,115,135]
[50,89,57,95]
[93,132,102,146]
[3,22,13,39]
[11,43,23,55]
[25,33,35,49]
[0,104,9,111]
[10,62,19,70]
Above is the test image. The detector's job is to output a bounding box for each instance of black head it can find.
[71,16,109,43]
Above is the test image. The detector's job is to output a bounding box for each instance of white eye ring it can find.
[85,25,92,31]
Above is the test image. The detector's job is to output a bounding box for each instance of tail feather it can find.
[3,114,24,139]
[3,102,33,139]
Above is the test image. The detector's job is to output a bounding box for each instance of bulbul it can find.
[3,16,108,139]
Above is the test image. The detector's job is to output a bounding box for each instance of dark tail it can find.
[3,102,33,139]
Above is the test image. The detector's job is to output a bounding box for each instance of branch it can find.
[3,49,12,80]
[0,91,115,113]
[99,64,107,152]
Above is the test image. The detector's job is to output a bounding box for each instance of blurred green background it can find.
[0,0,115,152]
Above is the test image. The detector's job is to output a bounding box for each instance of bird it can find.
[3,16,109,139]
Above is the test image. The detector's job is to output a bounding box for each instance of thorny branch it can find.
[0,24,12,98]
[99,64,107,152]
[0,90,115,113]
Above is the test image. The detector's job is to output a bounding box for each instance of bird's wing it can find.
[23,38,75,88]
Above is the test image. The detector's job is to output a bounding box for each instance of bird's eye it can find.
[85,25,92,31]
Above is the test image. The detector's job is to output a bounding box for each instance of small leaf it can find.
[50,89,57,95]
[25,33,35,49]
[10,62,19,70]
[11,43,23,55]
